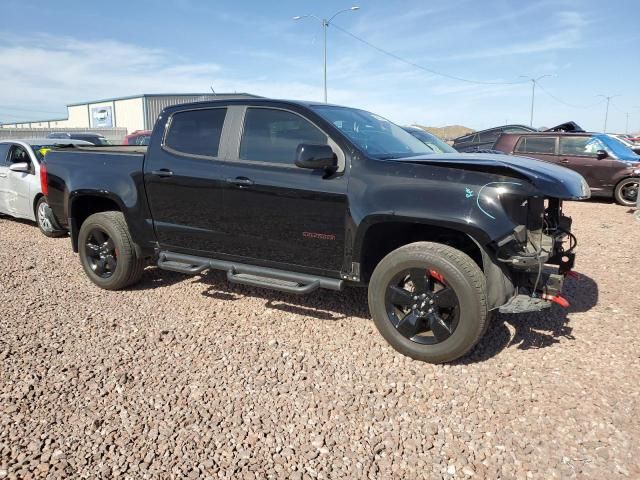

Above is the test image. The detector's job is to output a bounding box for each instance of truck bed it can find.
[70,145,147,155]
[45,145,151,250]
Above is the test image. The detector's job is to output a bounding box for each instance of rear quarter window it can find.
[457,133,477,144]
[515,136,556,155]
[165,108,227,157]
[478,130,500,143]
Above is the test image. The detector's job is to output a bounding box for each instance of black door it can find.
[222,107,348,274]
[144,107,231,254]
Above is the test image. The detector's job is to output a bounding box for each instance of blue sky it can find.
[1,0,639,133]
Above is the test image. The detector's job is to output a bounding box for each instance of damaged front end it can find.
[491,195,578,314]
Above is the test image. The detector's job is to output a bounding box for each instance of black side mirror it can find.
[596,149,608,160]
[295,144,337,172]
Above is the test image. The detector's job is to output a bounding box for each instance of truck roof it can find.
[160,98,345,114]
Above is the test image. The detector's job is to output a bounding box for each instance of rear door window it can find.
[515,136,556,155]
[165,108,227,158]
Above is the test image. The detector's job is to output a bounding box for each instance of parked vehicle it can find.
[44,99,589,363]
[543,121,585,133]
[402,127,457,153]
[494,132,640,206]
[123,130,152,146]
[0,139,90,236]
[47,132,111,146]
[453,122,586,153]
[611,134,640,155]
[453,125,536,152]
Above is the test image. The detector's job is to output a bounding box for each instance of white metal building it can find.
[0,93,260,133]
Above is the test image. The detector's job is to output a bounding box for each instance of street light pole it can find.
[323,19,328,103]
[624,108,640,135]
[520,74,553,127]
[597,95,620,133]
[293,6,360,103]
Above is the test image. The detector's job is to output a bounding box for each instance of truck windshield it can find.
[311,105,434,159]
[406,129,457,153]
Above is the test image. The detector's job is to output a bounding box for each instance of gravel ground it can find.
[1,200,639,479]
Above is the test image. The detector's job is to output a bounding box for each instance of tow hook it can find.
[542,294,570,308]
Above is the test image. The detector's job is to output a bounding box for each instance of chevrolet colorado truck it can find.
[43,99,590,363]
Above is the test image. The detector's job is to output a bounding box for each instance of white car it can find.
[0,139,91,236]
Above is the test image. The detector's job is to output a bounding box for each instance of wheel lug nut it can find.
[413,296,418,300]
[429,299,434,304]
[412,304,417,309]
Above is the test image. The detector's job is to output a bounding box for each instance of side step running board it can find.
[157,252,343,294]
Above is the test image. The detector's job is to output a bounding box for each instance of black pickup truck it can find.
[44,99,590,363]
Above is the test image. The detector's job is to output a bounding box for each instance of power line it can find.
[535,84,606,110]
[332,23,624,111]
[331,23,528,86]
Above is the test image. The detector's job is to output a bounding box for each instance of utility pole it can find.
[597,95,620,133]
[520,74,554,127]
[625,108,640,135]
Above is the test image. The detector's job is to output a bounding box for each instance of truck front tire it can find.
[78,211,145,290]
[368,242,488,363]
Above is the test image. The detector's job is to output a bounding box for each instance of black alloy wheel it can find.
[84,228,118,279]
[385,268,459,345]
[368,241,488,363]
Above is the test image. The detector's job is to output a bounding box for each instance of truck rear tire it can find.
[78,211,145,290]
[368,241,488,363]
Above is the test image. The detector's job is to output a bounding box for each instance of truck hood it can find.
[391,153,591,200]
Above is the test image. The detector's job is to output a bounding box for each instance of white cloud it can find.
[0,32,465,125]
[442,10,589,60]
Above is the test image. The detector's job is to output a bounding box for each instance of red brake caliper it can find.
[429,269,445,284]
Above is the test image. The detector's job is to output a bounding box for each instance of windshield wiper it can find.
[376,153,427,160]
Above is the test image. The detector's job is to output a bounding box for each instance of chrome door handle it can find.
[226,177,254,186]
[151,169,174,177]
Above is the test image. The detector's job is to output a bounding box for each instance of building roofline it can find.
[1,93,261,126]
[66,92,259,107]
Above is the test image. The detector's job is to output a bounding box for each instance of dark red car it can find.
[494,132,640,206]
[123,130,152,146]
